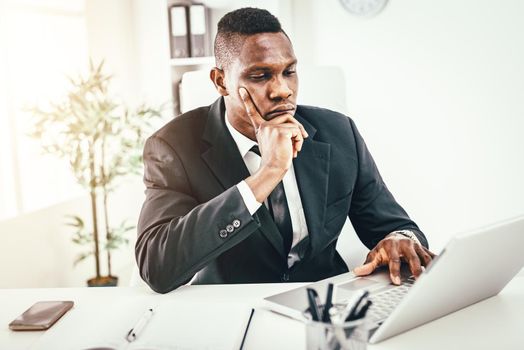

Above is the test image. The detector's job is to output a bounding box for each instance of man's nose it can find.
[268,76,293,100]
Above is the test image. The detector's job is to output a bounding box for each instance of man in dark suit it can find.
[136,8,435,294]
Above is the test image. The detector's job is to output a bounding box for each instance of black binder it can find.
[168,5,190,58]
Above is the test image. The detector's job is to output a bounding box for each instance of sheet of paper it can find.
[127,300,251,350]
[30,296,252,350]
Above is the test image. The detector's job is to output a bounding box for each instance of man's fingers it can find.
[361,251,374,265]
[294,137,303,153]
[265,113,308,139]
[293,137,303,158]
[275,123,303,157]
[239,88,263,129]
[388,250,402,285]
[292,118,308,139]
[424,247,437,259]
[353,261,376,276]
[354,254,380,276]
[289,125,303,155]
[403,244,423,278]
[414,244,432,267]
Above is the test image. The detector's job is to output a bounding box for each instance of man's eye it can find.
[249,74,269,80]
[285,70,296,76]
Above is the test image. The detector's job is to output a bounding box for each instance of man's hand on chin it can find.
[353,233,436,285]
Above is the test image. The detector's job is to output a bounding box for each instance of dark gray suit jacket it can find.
[136,98,427,293]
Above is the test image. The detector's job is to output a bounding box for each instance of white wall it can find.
[0,177,144,288]
[292,0,524,252]
[85,0,173,110]
[85,0,139,103]
[131,0,173,108]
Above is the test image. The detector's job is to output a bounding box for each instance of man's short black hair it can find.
[214,7,287,69]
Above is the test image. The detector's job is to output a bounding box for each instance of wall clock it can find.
[339,0,389,17]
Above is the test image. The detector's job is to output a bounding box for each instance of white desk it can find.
[1,275,523,350]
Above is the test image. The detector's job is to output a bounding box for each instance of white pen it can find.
[126,308,154,342]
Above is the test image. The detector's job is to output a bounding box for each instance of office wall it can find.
[291,0,524,252]
[0,179,142,288]
[85,0,173,109]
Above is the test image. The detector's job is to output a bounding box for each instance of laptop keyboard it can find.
[367,277,415,323]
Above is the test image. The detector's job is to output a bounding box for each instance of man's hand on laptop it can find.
[353,234,436,285]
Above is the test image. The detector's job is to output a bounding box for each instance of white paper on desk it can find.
[125,300,251,350]
[30,296,252,350]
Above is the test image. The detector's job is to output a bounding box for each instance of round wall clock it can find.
[339,0,389,17]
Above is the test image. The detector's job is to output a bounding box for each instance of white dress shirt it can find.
[225,113,309,268]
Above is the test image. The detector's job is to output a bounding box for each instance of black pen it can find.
[321,283,334,323]
[355,300,372,320]
[346,290,369,321]
[306,288,322,321]
[239,308,255,350]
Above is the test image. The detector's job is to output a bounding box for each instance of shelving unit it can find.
[170,56,215,67]
[166,0,216,115]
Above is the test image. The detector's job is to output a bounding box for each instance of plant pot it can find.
[87,275,118,287]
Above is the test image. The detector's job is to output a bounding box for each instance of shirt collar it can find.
[224,110,257,158]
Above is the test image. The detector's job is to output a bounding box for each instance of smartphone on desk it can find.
[9,301,74,331]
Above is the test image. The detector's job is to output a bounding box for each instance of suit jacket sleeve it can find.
[347,118,429,249]
[135,135,260,293]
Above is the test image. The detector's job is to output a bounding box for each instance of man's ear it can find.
[210,68,228,96]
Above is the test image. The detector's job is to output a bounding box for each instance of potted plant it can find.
[30,60,163,286]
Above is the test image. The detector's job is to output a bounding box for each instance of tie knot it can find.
[250,145,261,156]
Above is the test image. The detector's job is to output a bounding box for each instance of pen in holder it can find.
[304,304,369,350]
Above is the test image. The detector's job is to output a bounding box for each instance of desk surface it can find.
[1,274,523,350]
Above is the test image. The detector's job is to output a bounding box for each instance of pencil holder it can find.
[305,317,368,350]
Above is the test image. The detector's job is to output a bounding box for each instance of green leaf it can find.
[65,215,85,229]
[73,251,93,266]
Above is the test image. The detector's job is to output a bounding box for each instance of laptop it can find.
[263,215,524,344]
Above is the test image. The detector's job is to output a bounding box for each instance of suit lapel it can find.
[201,98,286,257]
[293,113,331,260]
[201,98,250,190]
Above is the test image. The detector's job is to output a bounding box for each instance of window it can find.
[0,0,88,220]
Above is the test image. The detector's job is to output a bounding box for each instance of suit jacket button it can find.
[232,219,241,228]
[226,224,234,233]
[281,273,290,282]
[219,229,228,238]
